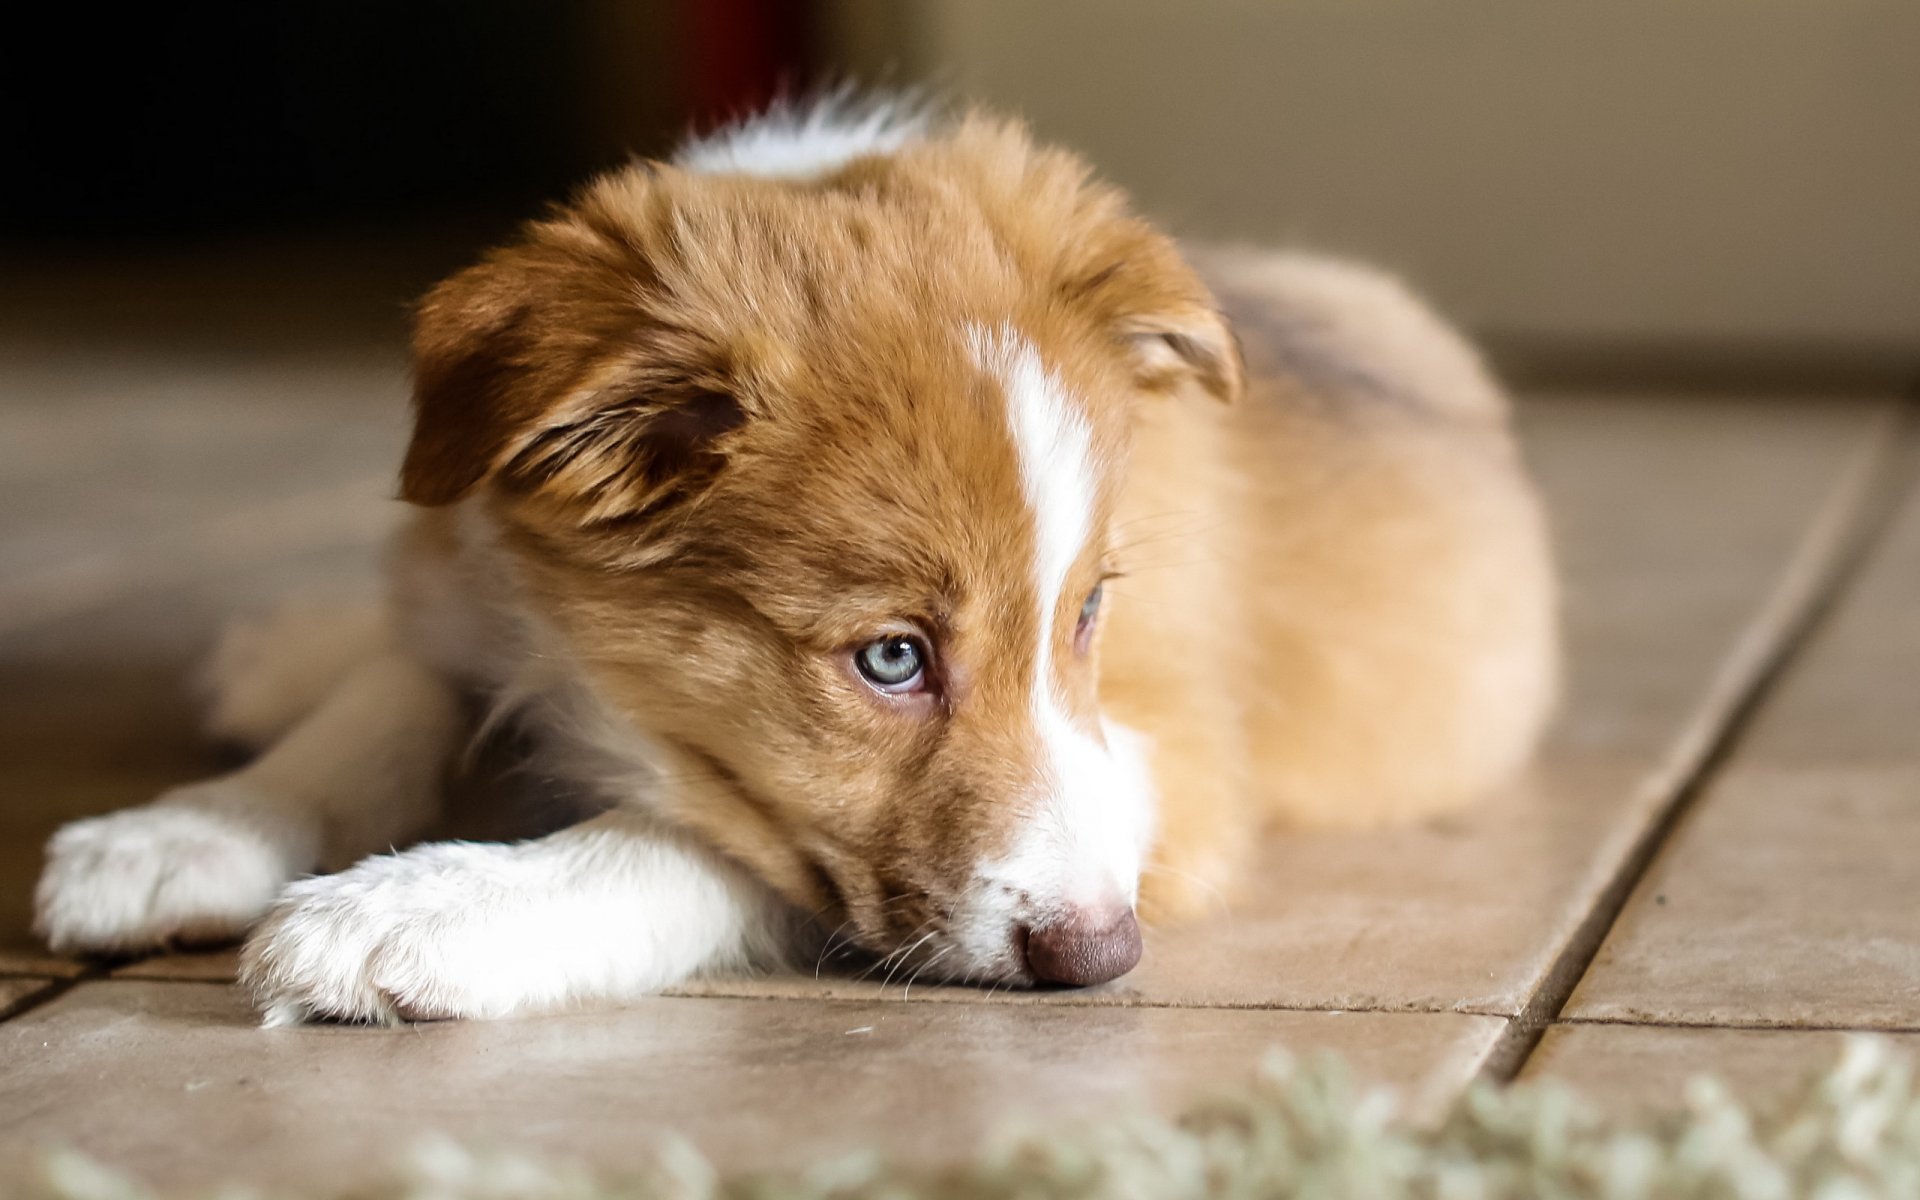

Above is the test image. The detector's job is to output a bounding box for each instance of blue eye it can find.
[1079,583,1104,628]
[855,635,927,692]
[1074,583,1104,654]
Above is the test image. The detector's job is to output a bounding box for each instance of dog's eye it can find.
[855,635,928,693]
[1074,583,1104,655]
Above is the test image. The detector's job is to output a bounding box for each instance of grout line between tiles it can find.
[104,973,1501,1021]
[1477,391,1920,1085]
[0,966,108,1023]
[665,992,1506,1018]
[1558,1014,1920,1036]
[66,976,1920,1039]
[57,976,1920,1037]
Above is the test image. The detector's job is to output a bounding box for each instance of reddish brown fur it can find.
[396,112,1554,950]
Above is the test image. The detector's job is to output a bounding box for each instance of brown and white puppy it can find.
[32,99,1558,1023]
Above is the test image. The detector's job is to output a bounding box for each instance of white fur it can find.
[675,94,929,180]
[986,327,1095,607]
[241,811,789,1025]
[961,328,1156,955]
[35,792,313,954]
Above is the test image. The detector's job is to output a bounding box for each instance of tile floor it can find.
[1,244,1916,1190]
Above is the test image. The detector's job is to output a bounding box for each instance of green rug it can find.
[36,1037,1918,1200]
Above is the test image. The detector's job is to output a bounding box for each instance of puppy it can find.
[33,100,1557,1023]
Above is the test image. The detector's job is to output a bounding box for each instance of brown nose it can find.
[1023,906,1143,986]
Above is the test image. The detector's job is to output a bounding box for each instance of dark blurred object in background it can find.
[3,0,1914,386]
[3,1,816,239]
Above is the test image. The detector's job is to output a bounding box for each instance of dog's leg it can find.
[197,597,390,752]
[34,651,462,955]
[238,809,793,1025]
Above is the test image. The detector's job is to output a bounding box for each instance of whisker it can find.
[853,918,935,984]
[902,945,953,999]
[880,929,940,993]
[814,916,862,978]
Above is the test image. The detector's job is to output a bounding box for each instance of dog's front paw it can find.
[239,844,535,1026]
[34,791,304,955]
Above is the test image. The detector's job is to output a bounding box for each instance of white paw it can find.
[198,599,385,750]
[34,790,305,955]
[239,844,542,1026]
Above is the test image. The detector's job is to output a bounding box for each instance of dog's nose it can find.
[1023,905,1142,986]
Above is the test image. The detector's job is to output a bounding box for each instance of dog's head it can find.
[401,111,1239,987]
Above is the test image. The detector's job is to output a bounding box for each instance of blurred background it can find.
[4,0,1916,388]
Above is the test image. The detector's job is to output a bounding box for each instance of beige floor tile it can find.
[0,982,1499,1191]
[684,396,1902,1014]
[1567,477,1920,1029]
[0,977,60,1017]
[0,466,394,638]
[1567,766,1920,1029]
[0,363,400,628]
[111,950,242,982]
[1703,458,1920,767]
[1517,397,1893,761]
[0,948,90,980]
[1520,1023,1920,1111]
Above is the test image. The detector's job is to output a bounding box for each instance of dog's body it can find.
[34,102,1557,1023]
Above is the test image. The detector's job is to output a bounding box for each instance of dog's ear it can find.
[1113,302,1243,405]
[1063,245,1243,405]
[942,117,1242,404]
[490,370,747,525]
[400,252,748,523]
[399,257,541,508]
[909,115,1243,404]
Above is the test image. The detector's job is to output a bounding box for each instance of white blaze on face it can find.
[962,326,1156,951]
